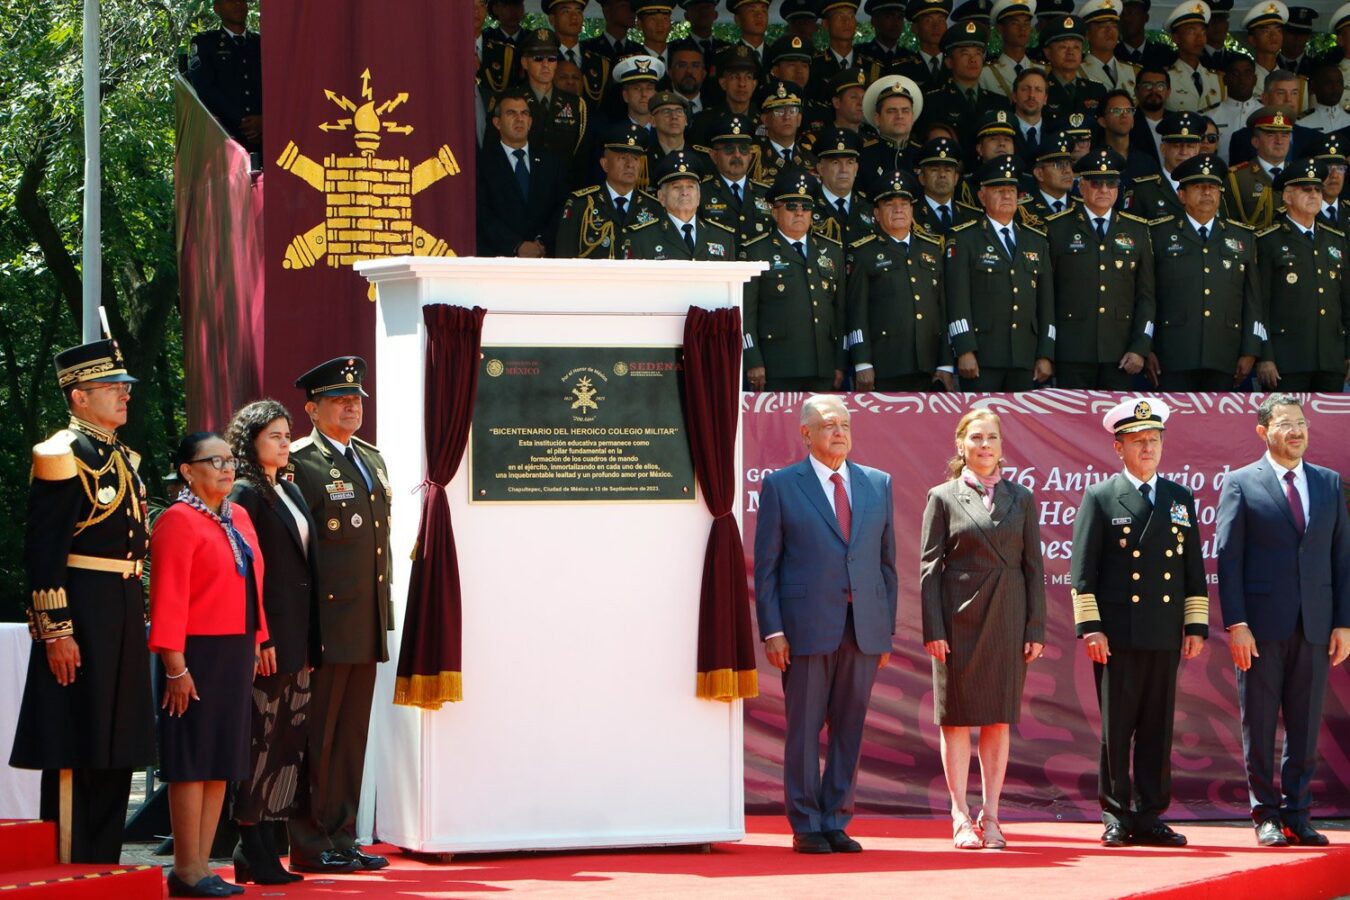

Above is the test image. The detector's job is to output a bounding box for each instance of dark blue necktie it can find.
[512,148,529,200]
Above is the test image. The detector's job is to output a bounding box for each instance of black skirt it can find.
[157,569,257,783]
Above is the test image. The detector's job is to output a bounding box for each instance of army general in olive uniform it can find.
[742,168,848,391]
[284,357,393,875]
[846,170,952,391]
[556,123,664,258]
[1071,398,1207,849]
[1045,147,1156,388]
[945,155,1056,391]
[698,113,776,246]
[1254,158,1350,391]
[9,339,155,864]
[1148,154,1264,391]
[623,150,739,259]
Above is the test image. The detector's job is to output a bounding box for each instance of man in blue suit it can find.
[1216,393,1350,848]
[754,394,897,854]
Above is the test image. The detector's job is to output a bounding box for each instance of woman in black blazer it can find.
[225,400,320,884]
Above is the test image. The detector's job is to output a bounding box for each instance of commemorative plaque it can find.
[471,346,695,502]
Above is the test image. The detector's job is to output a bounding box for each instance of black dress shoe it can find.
[1130,823,1187,847]
[1101,823,1128,847]
[1282,821,1330,846]
[341,845,391,870]
[791,832,833,854]
[209,875,245,895]
[166,871,232,898]
[1256,819,1290,847]
[290,849,362,873]
[823,830,863,853]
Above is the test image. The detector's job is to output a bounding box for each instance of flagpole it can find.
[82,0,101,341]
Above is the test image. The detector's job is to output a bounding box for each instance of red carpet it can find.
[0,819,159,898]
[208,816,1350,899]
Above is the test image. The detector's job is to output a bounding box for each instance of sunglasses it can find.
[1202,134,1219,144]
[528,55,558,63]
[780,200,814,211]
[715,144,751,155]
[1082,178,1121,189]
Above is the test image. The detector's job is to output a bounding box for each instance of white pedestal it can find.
[355,258,762,853]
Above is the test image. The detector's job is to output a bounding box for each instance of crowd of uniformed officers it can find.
[475,0,1350,392]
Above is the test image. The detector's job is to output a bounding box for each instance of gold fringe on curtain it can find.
[696,668,759,702]
[393,670,463,709]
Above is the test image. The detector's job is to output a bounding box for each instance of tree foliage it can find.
[0,0,224,617]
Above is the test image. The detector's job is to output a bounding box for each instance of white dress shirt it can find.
[274,482,311,553]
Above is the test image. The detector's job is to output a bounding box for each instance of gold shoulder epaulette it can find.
[743,232,770,247]
[850,234,878,249]
[573,185,601,197]
[351,435,381,453]
[750,177,773,189]
[955,200,982,213]
[1045,208,1074,222]
[126,449,142,473]
[1256,224,1280,238]
[627,218,659,231]
[706,218,736,233]
[862,136,879,148]
[1118,211,1149,224]
[914,228,942,246]
[691,144,711,155]
[1021,222,1047,237]
[815,232,842,246]
[1133,174,1160,184]
[32,430,78,482]
[1148,215,1174,226]
[1228,219,1255,231]
[289,435,315,452]
[950,219,978,232]
[638,189,658,202]
[1322,222,1345,237]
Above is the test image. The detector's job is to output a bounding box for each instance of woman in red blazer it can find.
[149,432,268,899]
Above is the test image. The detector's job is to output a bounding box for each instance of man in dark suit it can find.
[187,0,262,153]
[284,358,393,875]
[755,394,897,854]
[1071,397,1208,848]
[477,90,569,257]
[1216,394,1350,848]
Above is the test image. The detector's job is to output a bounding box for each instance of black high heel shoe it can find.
[233,823,295,885]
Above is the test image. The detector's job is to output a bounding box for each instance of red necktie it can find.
[830,472,851,542]
[1285,470,1305,534]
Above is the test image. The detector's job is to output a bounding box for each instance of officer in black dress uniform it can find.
[285,357,392,875]
[187,0,262,153]
[9,339,155,865]
[846,169,953,389]
[1071,397,1207,849]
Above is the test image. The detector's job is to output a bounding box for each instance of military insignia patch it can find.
[1113,233,1134,251]
[708,242,726,257]
[1169,502,1191,527]
[1225,237,1243,253]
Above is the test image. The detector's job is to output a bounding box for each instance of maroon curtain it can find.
[393,304,486,709]
[682,307,759,701]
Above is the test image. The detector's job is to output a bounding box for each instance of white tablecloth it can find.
[1,622,42,818]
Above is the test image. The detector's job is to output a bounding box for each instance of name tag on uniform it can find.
[1111,517,1132,525]
[325,480,356,501]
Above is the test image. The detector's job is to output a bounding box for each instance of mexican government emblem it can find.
[276,68,460,298]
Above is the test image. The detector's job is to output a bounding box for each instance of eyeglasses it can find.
[80,383,133,397]
[1082,178,1121,189]
[1040,160,1073,171]
[1328,163,1347,173]
[1137,80,1168,91]
[715,144,751,155]
[1202,134,1219,144]
[1268,420,1308,433]
[780,200,814,211]
[528,55,558,63]
[768,106,801,118]
[188,456,240,470]
[1104,106,1136,117]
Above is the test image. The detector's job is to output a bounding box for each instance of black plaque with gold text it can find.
[471,346,696,502]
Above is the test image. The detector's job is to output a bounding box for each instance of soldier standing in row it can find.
[624,150,739,259]
[9,338,155,864]
[1071,397,1207,849]
[1046,147,1156,388]
[945,155,1056,390]
[188,0,263,153]
[913,137,980,235]
[1227,107,1294,228]
[1148,154,1262,390]
[857,75,924,183]
[751,80,816,182]
[1041,15,1108,125]
[811,127,874,245]
[1024,130,1080,221]
[845,169,952,390]
[285,358,393,874]
[557,123,662,258]
[515,29,591,185]
[742,168,847,391]
[699,113,774,245]
[921,22,1010,154]
[1126,110,1211,219]
[1254,159,1350,391]
[1163,1,1222,113]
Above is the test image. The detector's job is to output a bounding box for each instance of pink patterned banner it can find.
[742,391,1350,821]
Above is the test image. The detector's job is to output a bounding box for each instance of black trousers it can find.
[1271,371,1347,391]
[959,367,1034,391]
[1055,362,1139,390]
[39,767,133,864]
[1157,369,1241,391]
[1094,647,1179,831]
[287,662,377,861]
[1236,632,1331,826]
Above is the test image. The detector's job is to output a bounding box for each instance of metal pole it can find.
[81,0,101,342]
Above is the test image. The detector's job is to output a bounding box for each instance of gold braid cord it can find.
[578,195,616,258]
[73,451,136,535]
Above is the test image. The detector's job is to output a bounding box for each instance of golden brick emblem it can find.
[276,68,460,298]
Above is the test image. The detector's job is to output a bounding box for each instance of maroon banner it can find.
[262,2,475,431]
[175,77,264,432]
[742,392,1350,821]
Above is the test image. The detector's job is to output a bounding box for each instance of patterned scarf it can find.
[961,468,1002,512]
[175,487,254,576]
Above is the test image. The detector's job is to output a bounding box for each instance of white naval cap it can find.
[1241,0,1288,29]
[1165,0,1210,29]
[1102,397,1171,435]
[991,0,1037,21]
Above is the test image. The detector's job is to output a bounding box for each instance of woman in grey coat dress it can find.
[919,409,1046,851]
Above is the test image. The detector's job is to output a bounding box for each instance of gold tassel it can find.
[696,668,759,702]
[393,670,463,709]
